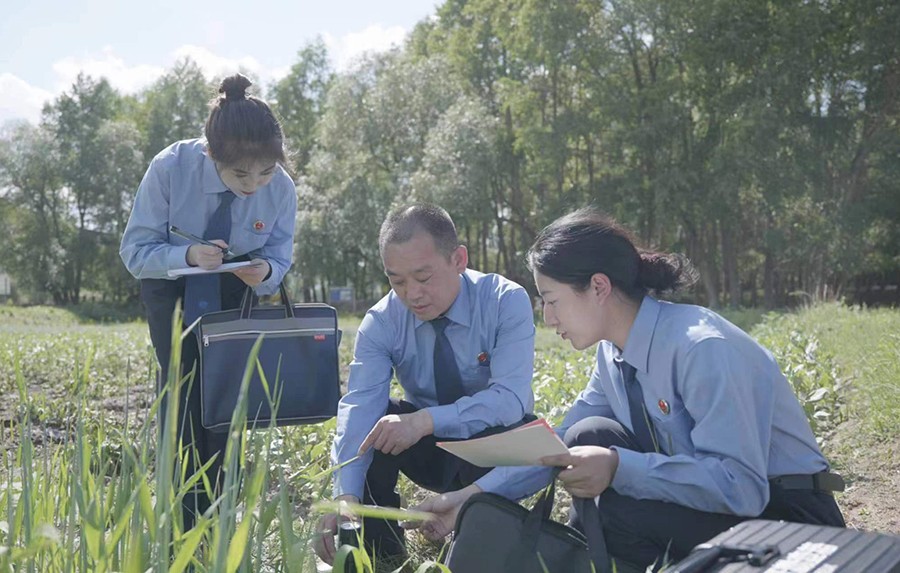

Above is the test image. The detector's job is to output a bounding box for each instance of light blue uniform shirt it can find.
[477,296,829,517]
[119,139,297,296]
[333,269,536,499]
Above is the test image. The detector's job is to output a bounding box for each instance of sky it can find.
[0,0,441,125]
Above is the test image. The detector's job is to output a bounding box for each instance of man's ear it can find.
[590,273,612,303]
[451,245,468,273]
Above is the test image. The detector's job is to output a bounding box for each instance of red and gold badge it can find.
[253,220,265,231]
[658,399,670,415]
[477,351,489,364]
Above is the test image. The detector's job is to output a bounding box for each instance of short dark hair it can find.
[379,203,459,258]
[204,73,286,166]
[526,208,697,300]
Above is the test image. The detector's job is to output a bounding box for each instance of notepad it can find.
[167,261,261,277]
[437,418,568,467]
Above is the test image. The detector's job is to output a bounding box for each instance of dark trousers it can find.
[140,274,252,531]
[361,398,535,557]
[565,416,846,571]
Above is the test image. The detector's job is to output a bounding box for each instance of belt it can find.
[769,471,845,493]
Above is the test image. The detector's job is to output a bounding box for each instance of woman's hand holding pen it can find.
[185,240,269,286]
[186,240,228,269]
[233,258,270,287]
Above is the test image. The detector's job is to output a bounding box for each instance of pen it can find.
[169,225,235,258]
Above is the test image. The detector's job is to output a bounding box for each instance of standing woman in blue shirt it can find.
[120,73,297,530]
[411,208,844,570]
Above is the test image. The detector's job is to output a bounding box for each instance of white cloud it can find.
[171,45,269,83]
[0,73,54,125]
[52,46,165,94]
[1,45,286,125]
[0,26,410,125]
[324,24,408,71]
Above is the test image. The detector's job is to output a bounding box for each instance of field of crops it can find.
[1,303,897,571]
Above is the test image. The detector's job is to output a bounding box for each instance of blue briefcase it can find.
[196,284,341,431]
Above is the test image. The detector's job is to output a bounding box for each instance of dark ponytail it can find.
[526,208,697,300]
[204,73,286,166]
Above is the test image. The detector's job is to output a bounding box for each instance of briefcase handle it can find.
[239,283,296,320]
[510,469,612,573]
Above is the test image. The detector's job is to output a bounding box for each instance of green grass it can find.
[750,303,900,440]
[719,307,770,333]
[0,302,898,571]
[0,303,144,326]
[0,305,87,327]
[1,312,342,572]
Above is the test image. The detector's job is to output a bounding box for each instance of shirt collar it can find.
[201,147,229,195]
[620,295,661,374]
[414,273,471,329]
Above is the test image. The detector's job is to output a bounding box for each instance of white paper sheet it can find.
[167,261,261,277]
[437,418,569,467]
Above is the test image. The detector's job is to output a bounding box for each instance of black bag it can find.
[443,472,612,573]
[669,519,900,573]
[196,284,341,431]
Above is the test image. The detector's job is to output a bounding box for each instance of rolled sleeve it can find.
[332,312,395,499]
[430,286,535,438]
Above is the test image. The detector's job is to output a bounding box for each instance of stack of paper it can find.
[437,418,568,467]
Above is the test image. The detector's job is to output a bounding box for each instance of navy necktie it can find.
[183,192,235,324]
[620,359,657,453]
[431,317,465,405]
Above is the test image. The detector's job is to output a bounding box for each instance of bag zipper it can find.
[202,328,333,347]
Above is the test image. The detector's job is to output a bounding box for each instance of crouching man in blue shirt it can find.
[312,203,536,565]
[409,209,845,572]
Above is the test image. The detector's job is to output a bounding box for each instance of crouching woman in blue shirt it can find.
[120,73,297,531]
[409,208,844,570]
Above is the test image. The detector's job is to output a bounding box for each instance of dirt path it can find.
[830,419,900,535]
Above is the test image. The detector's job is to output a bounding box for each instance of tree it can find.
[270,39,333,175]
[43,74,122,303]
[411,97,500,270]
[138,58,214,162]
[302,51,470,298]
[0,122,73,303]
[88,120,145,302]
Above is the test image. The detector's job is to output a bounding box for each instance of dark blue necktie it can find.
[431,317,465,405]
[620,359,657,453]
[183,192,235,324]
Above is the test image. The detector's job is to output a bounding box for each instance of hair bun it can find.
[637,251,698,294]
[219,73,252,101]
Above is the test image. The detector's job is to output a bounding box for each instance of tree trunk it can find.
[700,262,720,309]
[495,209,506,275]
[763,249,776,310]
[465,224,474,269]
[481,220,489,273]
[685,221,720,308]
[720,221,741,308]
